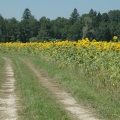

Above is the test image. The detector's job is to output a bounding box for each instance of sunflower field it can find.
[0,38,120,119]
[0,38,120,96]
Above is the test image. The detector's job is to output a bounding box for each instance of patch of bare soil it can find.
[0,57,18,120]
[22,59,103,120]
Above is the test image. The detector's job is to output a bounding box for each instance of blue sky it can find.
[0,0,120,21]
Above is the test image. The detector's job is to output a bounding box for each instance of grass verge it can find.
[11,56,72,120]
[28,56,120,120]
[0,57,5,88]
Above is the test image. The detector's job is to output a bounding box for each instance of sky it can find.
[0,0,120,21]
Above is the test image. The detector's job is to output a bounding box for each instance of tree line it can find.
[0,8,120,42]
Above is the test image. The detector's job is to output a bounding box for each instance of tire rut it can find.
[22,59,103,120]
[0,57,18,120]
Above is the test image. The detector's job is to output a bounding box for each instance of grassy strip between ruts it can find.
[0,57,5,88]
[28,55,120,120]
[10,56,72,120]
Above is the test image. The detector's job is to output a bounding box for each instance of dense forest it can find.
[0,8,120,42]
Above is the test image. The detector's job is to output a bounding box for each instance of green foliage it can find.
[67,20,83,40]
[22,8,32,20]
[29,37,39,42]
[70,8,80,24]
[0,8,120,42]
[37,17,51,40]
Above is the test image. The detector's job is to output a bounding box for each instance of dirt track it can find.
[22,59,102,120]
[0,57,102,120]
[0,57,18,120]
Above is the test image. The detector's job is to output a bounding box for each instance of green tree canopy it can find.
[22,8,32,20]
[70,8,80,24]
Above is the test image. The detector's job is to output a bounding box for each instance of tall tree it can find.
[67,20,83,40]
[96,12,102,26]
[108,10,120,37]
[70,8,80,24]
[101,13,109,22]
[89,9,97,28]
[0,15,5,42]
[95,22,111,41]
[6,18,19,42]
[19,8,36,42]
[81,14,92,39]
[22,8,32,20]
[37,17,51,41]
[51,17,70,39]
